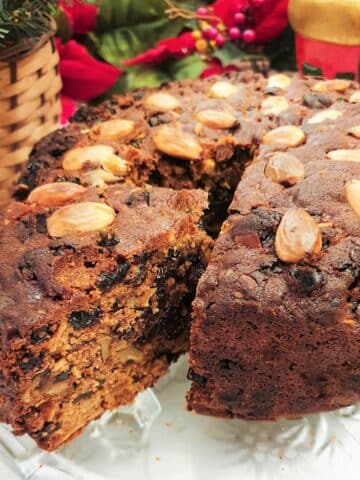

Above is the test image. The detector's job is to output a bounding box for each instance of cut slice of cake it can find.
[188,98,360,419]
[0,183,212,450]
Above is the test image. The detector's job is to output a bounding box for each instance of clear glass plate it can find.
[1,356,360,480]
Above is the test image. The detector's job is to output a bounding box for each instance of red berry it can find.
[215,34,226,46]
[243,29,256,43]
[234,12,246,25]
[252,0,264,6]
[196,6,208,16]
[229,27,241,40]
[203,27,218,40]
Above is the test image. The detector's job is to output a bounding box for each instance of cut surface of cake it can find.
[188,98,360,420]
[0,183,212,450]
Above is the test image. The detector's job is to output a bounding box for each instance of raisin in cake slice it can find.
[0,183,212,450]
[188,96,360,420]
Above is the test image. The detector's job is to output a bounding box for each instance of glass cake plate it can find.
[1,356,360,480]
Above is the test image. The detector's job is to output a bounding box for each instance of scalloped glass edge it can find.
[1,356,360,480]
[0,389,161,479]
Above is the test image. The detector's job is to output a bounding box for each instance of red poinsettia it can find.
[59,0,98,35]
[200,59,238,79]
[60,95,77,125]
[124,0,288,70]
[124,32,196,67]
[57,1,121,122]
[57,40,122,102]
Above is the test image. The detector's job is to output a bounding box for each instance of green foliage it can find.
[0,0,57,48]
[88,0,201,66]
[118,66,170,92]
[88,16,185,67]
[213,43,266,69]
[164,54,206,80]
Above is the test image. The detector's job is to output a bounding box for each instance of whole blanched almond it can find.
[262,126,305,147]
[267,74,291,90]
[209,81,237,99]
[265,153,305,186]
[196,109,237,129]
[308,109,342,124]
[83,169,119,187]
[102,155,128,176]
[47,202,116,237]
[261,96,289,115]
[144,92,180,112]
[153,124,202,160]
[350,91,360,103]
[345,179,360,217]
[28,182,86,207]
[63,145,114,171]
[312,79,351,93]
[327,149,360,163]
[91,119,135,141]
[275,207,322,263]
[348,126,360,139]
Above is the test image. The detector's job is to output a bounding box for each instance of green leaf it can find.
[95,66,170,101]
[96,0,200,30]
[213,43,244,66]
[165,54,206,80]
[54,7,72,43]
[96,0,166,31]
[125,66,170,90]
[89,0,201,66]
[89,17,185,66]
[213,43,265,68]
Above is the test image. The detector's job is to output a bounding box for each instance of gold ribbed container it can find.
[288,0,360,81]
[289,0,360,45]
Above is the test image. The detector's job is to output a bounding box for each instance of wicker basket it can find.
[0,29,62,201]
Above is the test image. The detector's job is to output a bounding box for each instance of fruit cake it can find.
[0,183,212,450]
[3,71,359,447]
[188,92,360,420]
[16,72,357,236]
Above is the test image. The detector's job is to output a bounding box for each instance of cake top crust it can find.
[16,72,358,197]
[196,99,360,329]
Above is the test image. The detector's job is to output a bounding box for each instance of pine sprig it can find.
[0,0,58,48]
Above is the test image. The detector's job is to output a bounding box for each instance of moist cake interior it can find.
[0,185,212,450]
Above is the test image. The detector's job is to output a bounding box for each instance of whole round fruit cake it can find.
[0,70,359,450]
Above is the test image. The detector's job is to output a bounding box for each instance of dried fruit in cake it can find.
[0,184,212,450]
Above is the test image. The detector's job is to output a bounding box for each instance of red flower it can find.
[57,40,122,101]
[124,32,196,67]
[253,0,289,43]
[213,0,288,43]
[59,0,98,35]
[201,59,238,79]
[60,95,76,125]
[213,0,246,28]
